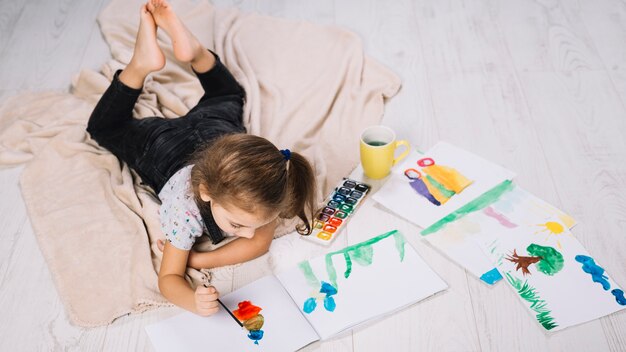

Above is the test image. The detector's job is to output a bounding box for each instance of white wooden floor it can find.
[1,0,626,351]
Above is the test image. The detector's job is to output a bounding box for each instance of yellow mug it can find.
[360,126,410,179]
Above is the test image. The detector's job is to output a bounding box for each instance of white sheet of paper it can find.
[145,276,319,352]
[276,230,447,340]
[425,185,576,285]
[472,219,626,331]
[372,142,516,229]
[425,216,501,283]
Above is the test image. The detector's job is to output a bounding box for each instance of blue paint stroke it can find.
[480,268,503,285]
[575,255,610,290]
[248,330,264,345]
[303,282,338,314]
[303,297,317,313]
[321,281,338,312]
[324,296,337,312]
[611,289,626,306]
[320,281,338,296]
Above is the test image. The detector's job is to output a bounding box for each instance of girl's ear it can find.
[199,183,212,202]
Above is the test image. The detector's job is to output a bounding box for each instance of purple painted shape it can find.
[483,206,517,228]
[409,179,441,206]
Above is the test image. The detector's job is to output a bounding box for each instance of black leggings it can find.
[87,53,246,194]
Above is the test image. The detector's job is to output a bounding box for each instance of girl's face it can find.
[209,201,278,239]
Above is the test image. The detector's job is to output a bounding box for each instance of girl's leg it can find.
[88,4,165,135]
[119,4,166,88]
[147,0,245,101]
[87,5,170,191]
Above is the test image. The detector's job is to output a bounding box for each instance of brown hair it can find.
[190,133,317,235]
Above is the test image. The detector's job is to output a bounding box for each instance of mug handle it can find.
[392,140,410,166]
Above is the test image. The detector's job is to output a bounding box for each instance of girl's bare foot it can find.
[147,0,202,62]
[146,0,215,72]
[119,5,166,89]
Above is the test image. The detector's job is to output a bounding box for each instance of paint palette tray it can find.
[304,178,370,246]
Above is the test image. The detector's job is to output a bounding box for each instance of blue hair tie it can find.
[280,149,291,161]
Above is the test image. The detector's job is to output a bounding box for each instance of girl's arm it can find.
[188,219,277,269]
[159,243,220,316]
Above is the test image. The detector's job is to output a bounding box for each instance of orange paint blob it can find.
[233,301,262,321]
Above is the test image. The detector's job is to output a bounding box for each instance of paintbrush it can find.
[217,298,244,328]
[204,284,243,328]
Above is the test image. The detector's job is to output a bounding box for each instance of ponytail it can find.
[283,151,317,235]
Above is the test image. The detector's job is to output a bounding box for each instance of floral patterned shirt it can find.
[158,165,206,250]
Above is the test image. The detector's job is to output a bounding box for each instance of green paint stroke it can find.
[526,244,564,276]
[345,245,374,278]
[425,174,456,198]
[343,252,353,279]
[421,180,514,236]
[298,261,321,289]
[505,272,558,330]
[324,230,406,289]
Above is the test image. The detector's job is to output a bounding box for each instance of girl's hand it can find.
[195,285,220,316]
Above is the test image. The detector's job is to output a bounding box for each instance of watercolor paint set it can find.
[304,178,370,246]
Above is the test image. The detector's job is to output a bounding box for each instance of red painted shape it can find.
[233,301,262,321]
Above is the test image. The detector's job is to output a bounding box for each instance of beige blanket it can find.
[0,0,400,327]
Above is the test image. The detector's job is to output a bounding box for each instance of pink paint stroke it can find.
[483,206,517,228]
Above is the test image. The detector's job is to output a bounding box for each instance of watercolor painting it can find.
[506,244,564,276]
[145,276,320,352]
[233,301,265,345]
[373,142,516,229]
[473,221,626,331]
[277,230,447,340]
[146,232,448,350]
[299,261,338,314]
[423,183,575,285]
[404,156,473,206]
[297,230,406,315]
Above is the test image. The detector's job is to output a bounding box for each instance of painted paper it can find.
[233,300,265,344]
[473,220,626,331]
[276,230,448,340]
[145,276,318,352]
[146,231,448,350]
[372,142,516,229]
[423,184,576,285]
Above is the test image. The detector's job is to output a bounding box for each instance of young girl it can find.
[86,0,317,317]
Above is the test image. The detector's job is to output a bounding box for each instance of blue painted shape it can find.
[611,289,626,306]
[480,268,503,285]
[320,281,338,296]
[303,297,317,313]
[248,330,264,345]
[575,255,611,290]
[324,295,337,312]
